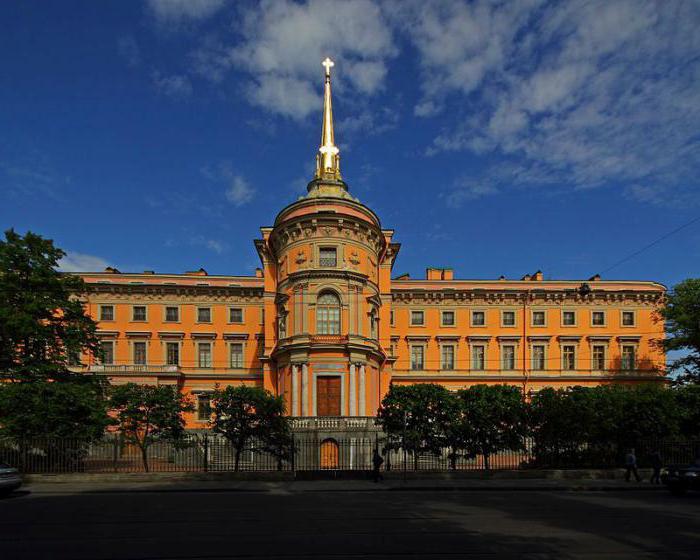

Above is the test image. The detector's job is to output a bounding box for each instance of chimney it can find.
[532,270,543,281]
[426,268,454,280]
[186,268,208,276]
[499,275,506,281]
[589,274,601,281]
[255,268,263,278]
[104,267,120,274]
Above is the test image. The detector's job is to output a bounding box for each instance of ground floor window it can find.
[197,394,211,421]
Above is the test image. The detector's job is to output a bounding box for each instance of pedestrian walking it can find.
[625,448,641,482]
[372,448,384,483]
[649,450,662,485]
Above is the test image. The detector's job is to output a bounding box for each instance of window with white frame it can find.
[197,394,211,421]
[441,344,455,370]
[502,310,516,327]
[100,341,114,365]
[165,342,179,366]
[531,345,546,370]
[562,310,576,326]
[441,310,455,326]
[198,342,212,368]
[229,307,244,323]
[471,345,485,370]
[133,341,147,365]
[622,311,636,327]
[197,307,212,323]
[165,306,179,322]
[230,343,243,368]
[100,305,114,321]
[562,345,576,370]
[471,310,485,326]
[410,345,424,370]
[591,311,606,326]
[592,345,606,370]
[532,310,546,326]
[317,292,341,334]
[132,305,147,322]
[621,345,636,370]
[410,310,425,326]
[319,247,337,267]
[501,345,516,370]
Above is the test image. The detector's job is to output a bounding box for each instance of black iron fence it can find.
[1,435,698,474]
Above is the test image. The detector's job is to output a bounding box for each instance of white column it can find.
[292,365,299,416]
[359,364,366,417]
[349,363,357,416]
[301,363,309,417]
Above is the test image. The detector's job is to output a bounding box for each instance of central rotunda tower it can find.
[255,58,400,418]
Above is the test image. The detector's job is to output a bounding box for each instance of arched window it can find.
[317,292,341,334]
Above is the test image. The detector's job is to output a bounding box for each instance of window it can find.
[471,345,485,371]
[502,311,516,326]
[317,292,340,334]
[532,345,546,370]
[410,310,425,326]
[441,345,455,370]
[230,343,243,368]
[197,394,211,421]
[622,311,635,327]
[165,306,179,322]
[166,342,179,366]
[621,345,636,370]
[532,310,546,326]
[100,305,114,321]
[562,311,576,326]
[132,306,147,321]
[471,311,485,326]
[319,247,337,267]
[100,341,114,365]
[410,345,424,370]
[390,310,395,326]
[197,307,212,323]
[592,345,606,370]
[501,345,516,370]
[441,311,455,326]
[198,343,212,368]
[591,311,605,326]
[229,307,243,323]
[133,342,147,365]
[562,345,576,370]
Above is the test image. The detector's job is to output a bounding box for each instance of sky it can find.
[1,0,699,288]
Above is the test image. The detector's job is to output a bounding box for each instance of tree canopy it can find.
[660,278,700,384]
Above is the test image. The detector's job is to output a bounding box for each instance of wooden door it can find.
[320,438,339,469]
[317,376,341,416]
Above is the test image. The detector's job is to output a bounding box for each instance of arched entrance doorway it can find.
[320,438,339,469]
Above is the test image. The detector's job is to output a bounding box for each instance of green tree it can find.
[376,383,453,470]
[674,384,700,438]
[448,385,526,470]
[209,386,292,471]
[110,383,193,472]
[659,279,700,384]
[0,229,99,381]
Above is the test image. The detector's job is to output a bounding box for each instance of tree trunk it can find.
[140,445,149,473]
[234,447,242,472]
[449,449,457,471]
[484,452,490,471]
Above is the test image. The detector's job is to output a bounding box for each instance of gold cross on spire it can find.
[316,57,341,180]
[322,57,334,78]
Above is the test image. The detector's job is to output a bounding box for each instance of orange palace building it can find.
[72,59,665,429]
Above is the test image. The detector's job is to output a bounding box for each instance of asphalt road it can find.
[1,487,698,559]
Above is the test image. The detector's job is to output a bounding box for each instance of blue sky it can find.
[1,0,699,288]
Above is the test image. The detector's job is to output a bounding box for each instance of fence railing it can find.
[2,436,699,475]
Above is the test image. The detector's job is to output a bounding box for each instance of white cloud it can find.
[117,35,141,68]
[444,177,499,208]
[201,161,256,207]
[225,176,255,207]
[152,71,193,98]
[147,0,225,24]
[58,252,111,272]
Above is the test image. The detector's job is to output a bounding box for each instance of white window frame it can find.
[531,344,547,371]
[470,344,486,371]
[99,305,114,322]
[197,306,212,324]
[229,307,244,324]
[441,310,456,327]
[196,393,212,422]
[561,309,577,327]
[621,344,637,370]
[165,341,181,366]
[591,343,608,371]
[501,309,517,328]
[132,340,147,366]
[229,342,244,369]
[197,342,212,369]
[164,305,180,323]
[132,305,147,322]
[621,310,636,327]
[590,310,606,327]
[410,309,425,326]
[100,340,115,365]
[531,309,547,327]
[561,344,577,371]
[500,344,517,371]
[471,309,486,327]
[410,344,425,371]
[318,246,338,268]
[440,343,456,370]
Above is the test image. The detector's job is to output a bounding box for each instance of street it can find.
[1,486,699,559]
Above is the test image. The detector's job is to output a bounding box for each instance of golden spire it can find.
[316,57,341,180]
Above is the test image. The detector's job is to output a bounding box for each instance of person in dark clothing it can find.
[625,448,641,482]
[649,450,663,484]
[372,449,384,483]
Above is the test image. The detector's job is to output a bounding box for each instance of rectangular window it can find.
[100,305,114,321]
[471,311,485,326]
[592,345,606,371]
[198,343,212,368]
[441,345,455,370]
[532,345,546,370]
[621,345,636,370]
[591,311,605,326]
[562,345,576,370]
[229,307,243,323]
[441,311,455,326]
[562,311,576,326]
[502,345,516,370]
[165,306,179,322]
[132,305,147,321]
[471,345,485,371]
[622,311,635,326]
[165,342,179,366]
[100,341,114,365]
[410,345,424,370]
[532,310,546,326]
[502,311,516,326]
[230,343,243,368]
[390,310,395,326]
[133,341,147,365]
[197,307,212,323]
[410,310,425,326]
[319,247,337,267]
[197,394,211,421]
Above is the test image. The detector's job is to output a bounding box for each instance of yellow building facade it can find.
[73,60,665,428]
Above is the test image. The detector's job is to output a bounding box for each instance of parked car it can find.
[0,464,22,496]
[661,462,700,496]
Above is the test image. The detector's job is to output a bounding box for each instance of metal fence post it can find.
[113,434,119,473]
[291,434,296,476]
[203,434,209,472]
